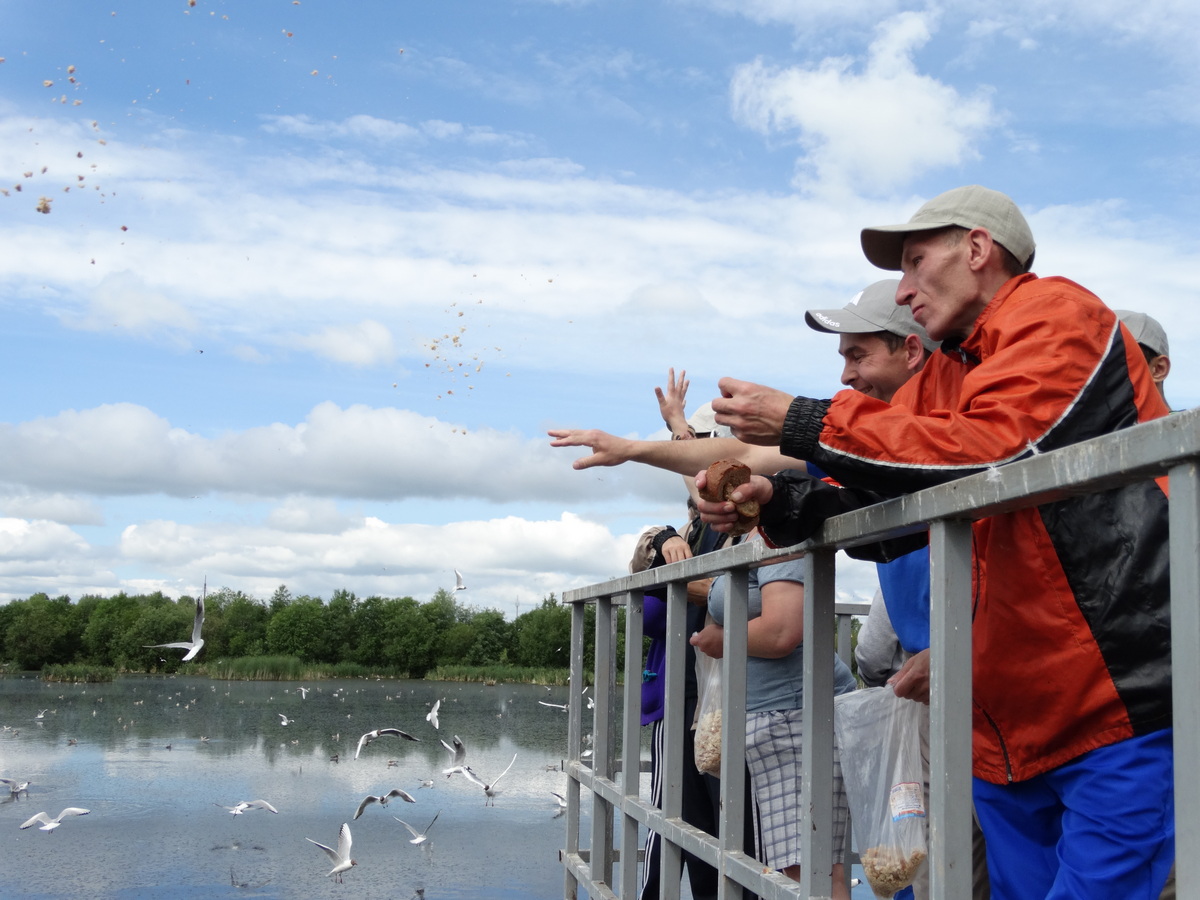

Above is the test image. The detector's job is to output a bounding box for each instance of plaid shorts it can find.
[744,708,848,870]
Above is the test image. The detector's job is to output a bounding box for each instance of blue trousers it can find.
[973,728,1174,900]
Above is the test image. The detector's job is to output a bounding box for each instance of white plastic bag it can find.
[834,687,928,898]
[693,649,722,777]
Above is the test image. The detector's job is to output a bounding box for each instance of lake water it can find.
[1,675,581,900]
[1,675,878,899]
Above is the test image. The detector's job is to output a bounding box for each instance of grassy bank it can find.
[431,663,575,685]
[41,663,117,683]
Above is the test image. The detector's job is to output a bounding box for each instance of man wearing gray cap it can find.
[706,186,1174,899]
[1117,309,1171,406]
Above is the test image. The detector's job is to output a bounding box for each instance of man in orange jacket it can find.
[702,186,1174,900]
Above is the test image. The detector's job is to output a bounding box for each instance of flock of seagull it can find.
[5,686,574,887]
[5,574,576,888]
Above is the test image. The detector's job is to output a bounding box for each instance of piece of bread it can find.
[700,459,760,536]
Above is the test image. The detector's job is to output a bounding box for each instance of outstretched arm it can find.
[548,430,806,478]
[655,367,691,437]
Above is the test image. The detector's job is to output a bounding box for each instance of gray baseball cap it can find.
[861,185,1036,273]
[805,279,939,352]
[1116,309,1169,357]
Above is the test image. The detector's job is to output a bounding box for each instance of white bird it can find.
[355,727,420,760]
[353,788,416,820]
[463,753,517,806]
[0,777,31,796]
[538,700,568,712]
[35,709,49,719]
[440,735,466,773]
[278,714,293,726]
[298,687,309,699]
[453,569,466,591]
[307,822,356,882]
[215,799,278,815]
[20,808,90,832]
[143,588,206,661]
[550,791,567,808]
[425,699,441,730]
[395,810,440,845]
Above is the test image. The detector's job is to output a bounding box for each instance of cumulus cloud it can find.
[0,401,680,505]
[63,270,198,336]
[286,319,397,367]
[730,12,997,193]
[0,492,104,525]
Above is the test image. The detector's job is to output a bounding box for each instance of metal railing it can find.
[558,406,1200,900]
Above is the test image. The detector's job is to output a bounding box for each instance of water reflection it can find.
[0,675,588,899]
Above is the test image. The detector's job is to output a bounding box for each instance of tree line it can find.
[0,586,596,677]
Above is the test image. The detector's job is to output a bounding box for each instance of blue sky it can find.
[2,0,1198,615]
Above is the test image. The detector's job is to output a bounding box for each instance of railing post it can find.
[1170,461,1200,890]
[621,590,645,897]
[658,579,690,900]
[592,594,616,890]
[565,599,587,900]
[928,519,974,899]
[719,567,749,900]
[800,549,837,899]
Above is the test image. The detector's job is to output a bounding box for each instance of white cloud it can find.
[730,12,997,193]
[0,492,104,525]
[62,270,198,336]
[286,319,397,367]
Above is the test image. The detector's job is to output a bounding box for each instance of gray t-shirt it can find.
[708,553,857,713]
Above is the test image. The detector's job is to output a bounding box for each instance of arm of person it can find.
[687,573,805,659]
[855,590,908,687]
[548,430,806,477]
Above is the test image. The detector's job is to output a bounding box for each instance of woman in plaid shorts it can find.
[691,527,857,897]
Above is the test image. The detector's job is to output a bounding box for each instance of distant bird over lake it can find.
[1,777,31,796]
[20,808,89,832]
[353,788,416,820]
[215,800,278,816]
[307,822,356,882]
[395,810,440,845]
[278,714,293,726]
[426,698,441,730]
[143,587,206,661]
[355,727,420,760]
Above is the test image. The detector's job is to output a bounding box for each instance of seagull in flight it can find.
[454,569,467,591]
[353,788,416,820]
[278,714,293,726]
[425,699,441,730]
[144,586,206,661]
[307,822,356,882]
[463,753,517,806]
[355,728,420,760]
[440,735,466,775]
[20,808,90,832]
[215,800,278,816]
[395,810,440,845]
[0,777,31,796]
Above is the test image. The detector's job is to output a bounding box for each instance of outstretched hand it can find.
[710,377,796,446]
[694,469,774,532]
[655,367,690,434]
[547,429,635,469]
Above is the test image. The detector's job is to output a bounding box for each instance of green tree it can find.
[4,593,81,670]
[512,595,571,668]
[321,589,357,663]
[266,597,326,661]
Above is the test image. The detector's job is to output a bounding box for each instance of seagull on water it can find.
[453,569,467,591]
[353,788,416,820]
[462,753,517,806]
[355,727,420,760]
[143,586,206,661]
[425,698,441,730]
[278,713,293,726]
[307,822,356,882]
[395,810,440,845]
[20,808,90,832]
[215,799,279,815]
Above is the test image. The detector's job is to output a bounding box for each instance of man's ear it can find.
[965,227,995,272]
[904,333,927,372]
[1149,354,1171,385]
